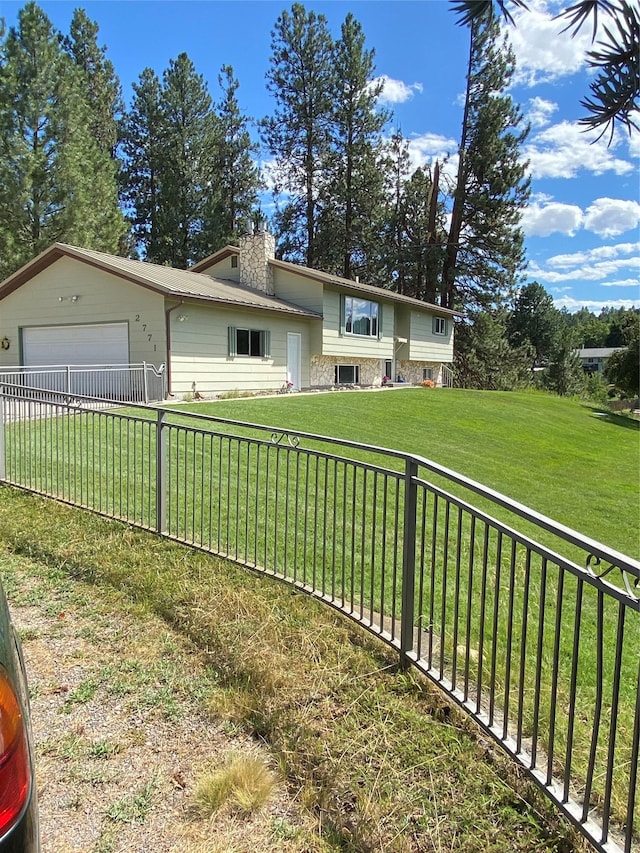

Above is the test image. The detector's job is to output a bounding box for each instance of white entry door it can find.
[287,333,302,390]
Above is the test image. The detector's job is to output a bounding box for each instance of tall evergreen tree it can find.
[377,131,412,293]
[0,1,124,279]
[454,308,532,389]
[507,281,561,370]
[262,3,334,267]
[202,65,262,254]
[156,52,216,268]
[119,68,164,260]
[441,12,530,310]
[63,8,122,157]
[395,164,448,303]
[315,12,390,279]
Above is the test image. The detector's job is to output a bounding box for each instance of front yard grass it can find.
[178,388,638,558]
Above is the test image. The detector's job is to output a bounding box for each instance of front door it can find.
[287,333,302,390]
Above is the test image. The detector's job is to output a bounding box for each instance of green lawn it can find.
[176,388,639,558]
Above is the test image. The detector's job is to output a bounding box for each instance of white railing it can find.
[441,364,454,388]
[0,363,166,404]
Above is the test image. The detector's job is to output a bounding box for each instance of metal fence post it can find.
[0,392,5,481]
[143,362,149,404]
[400,456,418,669]
[156,409,167,534]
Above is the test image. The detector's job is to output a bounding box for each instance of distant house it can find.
[577,347,625,376]
[0,232,460,397]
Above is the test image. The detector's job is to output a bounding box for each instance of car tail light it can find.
[0,665,31,836]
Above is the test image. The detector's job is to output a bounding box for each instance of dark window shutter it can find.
[339,295,346,335]
[263,330,271,357]
[228,326,236,356]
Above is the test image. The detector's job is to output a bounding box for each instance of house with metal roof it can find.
[0,232,459,397]
[576,347,625,376]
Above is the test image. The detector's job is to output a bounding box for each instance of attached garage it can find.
[22,322,129,367]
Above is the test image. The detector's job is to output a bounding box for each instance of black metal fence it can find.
[0,385,637,853]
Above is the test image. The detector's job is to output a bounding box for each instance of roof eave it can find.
[164,292,322,319]
[268,259,463,317]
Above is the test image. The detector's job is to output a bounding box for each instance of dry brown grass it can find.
[193,753,279,817]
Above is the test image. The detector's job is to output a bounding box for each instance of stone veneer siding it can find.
[309,355,447,388]
[396,360,445,386]
[239,232,275,294]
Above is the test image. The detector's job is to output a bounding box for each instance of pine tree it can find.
[454,309,532,389]
[0,1,124,279]
[156,53,217,268]
[395,165,448,303]
[442,12,530,310]
[315,12,390,279]
[202,65,262,254]
[507,281,561,370]
[376,131,412,293]
[63,8,122,157]
[119,68,164,260]
[262,3,334,267]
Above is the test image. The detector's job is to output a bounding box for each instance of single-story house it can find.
[577,347,625,375]
[0,232,460,397]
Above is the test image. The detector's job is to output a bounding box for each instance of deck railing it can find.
[0,363,166,404]
[0,385,637,853]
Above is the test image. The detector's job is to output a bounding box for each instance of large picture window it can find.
[228,326,270,357]
[335,364,360,384]
[343,296,379,337]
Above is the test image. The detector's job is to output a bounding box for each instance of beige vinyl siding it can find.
[169,304,313,396]
[0,256,166,369]
[408,311,454,362]
[321,288,394,358]
[270,268,325,354]
[272,268,324,313]
[198,255,240,283]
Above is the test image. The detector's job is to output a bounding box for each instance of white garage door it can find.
[22,323,129,366]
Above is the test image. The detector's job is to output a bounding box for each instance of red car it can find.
[0,577,39,852]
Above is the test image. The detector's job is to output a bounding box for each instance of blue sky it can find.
[1,0,638,313]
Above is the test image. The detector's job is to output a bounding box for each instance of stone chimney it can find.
[239,231,275,295]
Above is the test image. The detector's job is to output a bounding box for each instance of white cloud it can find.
[405,132,459,177]
[546,243,640,267]
[373,75,423,105]
[583,198,640,238]
[628,133,640,159]
[526,97,558,128]
[527,255,640,284]
[521,199,583,237]
[552,296,639,312]
[507,0,591,86]
[523,196,640,239]
[524,122,635,179]
[600,279,640,288]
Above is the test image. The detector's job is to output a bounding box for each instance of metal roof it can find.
[577,347,625,358]
[193,246,463,318]
[0,244,322,318]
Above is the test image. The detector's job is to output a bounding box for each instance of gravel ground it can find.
[5,553,315,853]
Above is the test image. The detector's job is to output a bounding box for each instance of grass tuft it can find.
[193,754,278,817]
